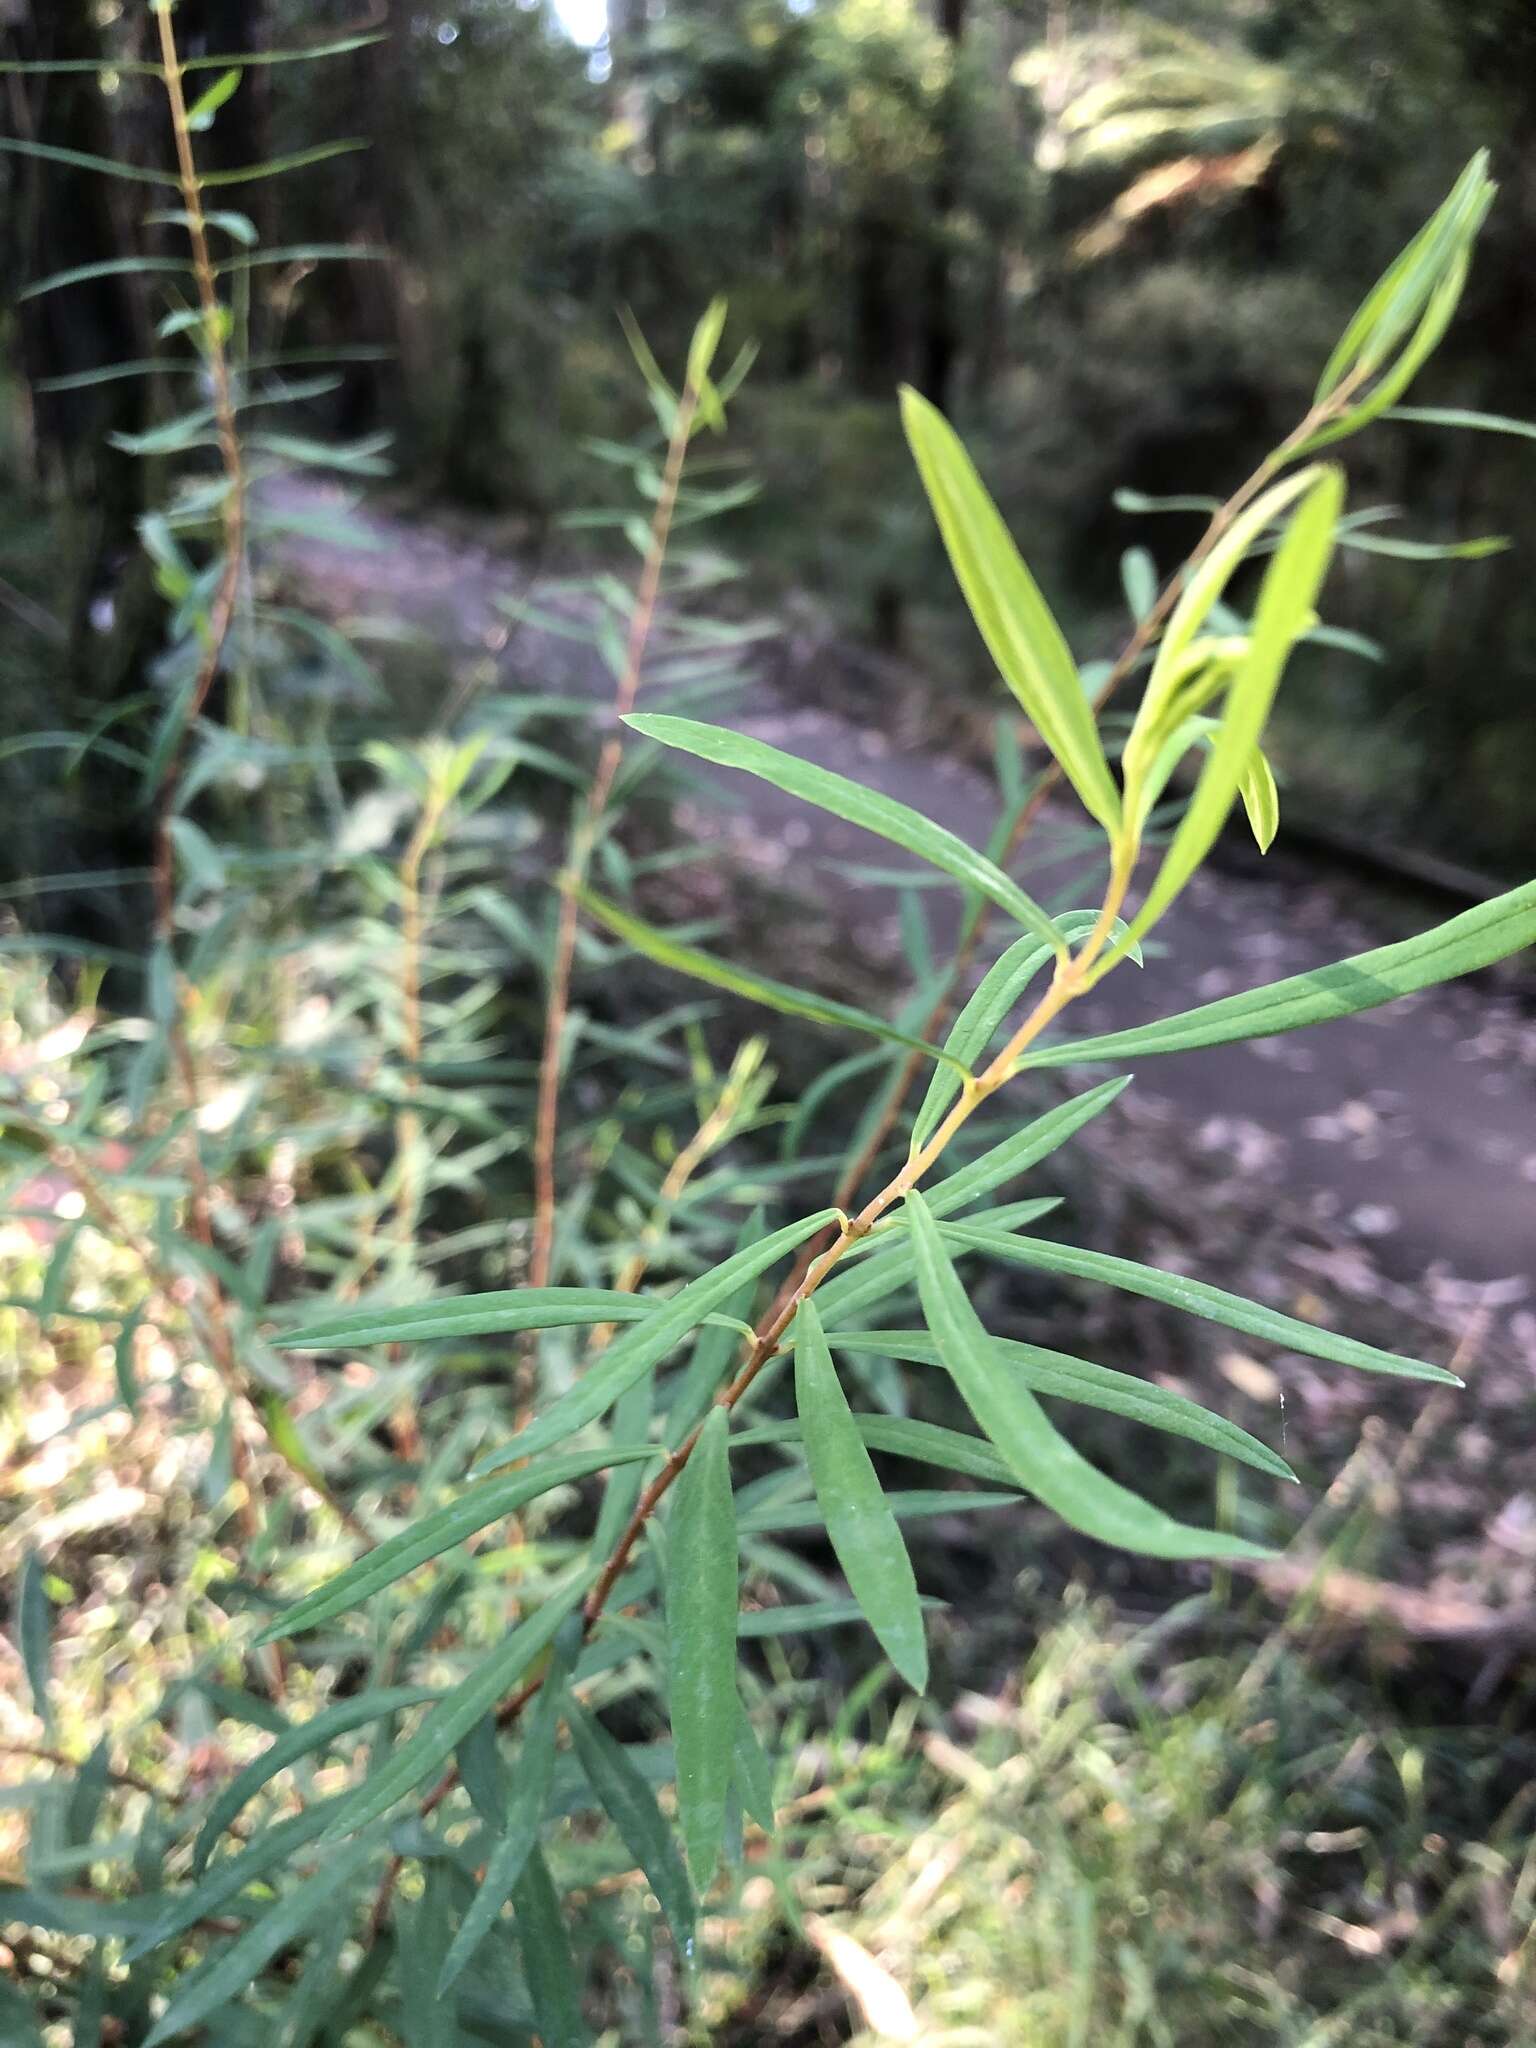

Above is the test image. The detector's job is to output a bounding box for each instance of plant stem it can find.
[149,4,259,1539]
[523,381,701,1361]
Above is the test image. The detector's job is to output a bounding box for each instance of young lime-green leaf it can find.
[192,1686,440,1872]
[514,1846,591,2048]
[568,1706,695,1950]
[900,386,1120,833]
[439,1658,566,1994]
[580,885,964,1070]
[470,1210,838,1476]
[625,714,1066,954]
[319,1576,588,1841]
[1302,250,1474,452]
[186,66,243,131]
[1123,468,1321,788]
[667,1406,738,1885]
[1113,466,1343,960]
[936,1226,1459,1387]
[906,1193,1270,1561]
[142,1831,381,2047]
[1023,878,1536,1073]
[794,1302,928,1690]
[254,1448,653,1646]
[1315,152,1492,400]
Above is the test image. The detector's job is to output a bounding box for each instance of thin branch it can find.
[526,380,703,1314]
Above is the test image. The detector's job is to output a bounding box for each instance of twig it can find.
[524,376,704,1328]
[149,5,260,1542]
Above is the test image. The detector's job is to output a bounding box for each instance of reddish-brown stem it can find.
[523,379,701,1377]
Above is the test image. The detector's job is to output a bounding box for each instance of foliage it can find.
[0,16,1533,2043]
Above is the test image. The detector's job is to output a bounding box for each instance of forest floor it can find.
[270,475,1536,1290]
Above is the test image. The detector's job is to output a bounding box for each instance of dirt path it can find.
[270,480,1536,1296]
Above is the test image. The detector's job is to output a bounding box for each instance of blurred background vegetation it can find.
[3,5,1536,2042]
[4,0,1536,881]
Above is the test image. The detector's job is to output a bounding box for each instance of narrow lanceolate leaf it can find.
[439,1660,567,1993]
[625,714,1066,953]
[514,1847,591,2048]
[900,386,1120,833]
[470,1210,838,1476]
[912,917,1135,1149]
[320,1575,589,1841]
[1116,467,1344,958]
[667,1406,738,1885]
[1024,879,1536,1073]
[733,1704,776,1831]
[192,1686,441,1870]
[814,1330,1295,1479]
[282,1284,652,1350]
[142,1832,381,2047]
[1387,405,1536,443]
[794,1303,928,1690]
[17,1552,53,1736]
[567,1706,695,1950]
[906,1193,1271,1561]
[812,1196,1059,1333]
[254,1447,656,1645]
[923,1075,1133,1220]
[580,885,963,1069]
[1316,152,1493,400]
[938,1226,1459,1387]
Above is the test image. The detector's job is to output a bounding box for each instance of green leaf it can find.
[1387,405,1536,442]
[16,1551,53,1736]
[0,136,178,186]
[439,1660,566,1993]
[254,1448,653,1645]
[733,1705,775,1831]
[125,1797,348,1960]
[142,1831,380,2046]
[580,885,963,1069]
[740,1489,1021,1535]
[914,1075,1133,1223]
[1023,879,1536,1074]
[794,1303,928,1689]
[900,386,1120,832]
[281,1283,649,1351]
[737,1595,945,1638]
[667,1406,738,1885]
[319,1576,589,1841]
[199,139,367,189]
[912,916,1136,1149]
[937,1226,1459,1387]
[567,1706,695,1950]
[1315,152,1492,400]
[906,1193,1271,1561]
[469,1210,839,1476]
[186,66,243,131]
[1114,466,1343,957]
[191,1687,441,1872]
[400,1862,456,2048]
[1336,528,1509,562]
[514,1847,591,2048]
[18,255,192,302]
[625,714,1065,953]
[765,1328,1293,1479]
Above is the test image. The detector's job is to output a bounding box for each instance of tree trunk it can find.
[919,0,969,410]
